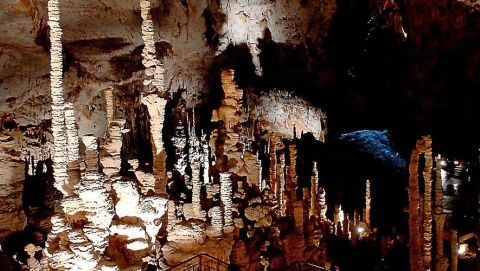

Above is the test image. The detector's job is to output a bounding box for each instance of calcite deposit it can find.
[1,0,479,270]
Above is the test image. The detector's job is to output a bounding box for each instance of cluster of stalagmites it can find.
[407,136,461,271]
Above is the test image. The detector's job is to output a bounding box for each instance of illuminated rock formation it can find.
[310,162,320,218]
[269,132,277,196]
[220,172,234,229]
[408,136,433,271]
[201,132,211,184]
[139,0,165,93]
[422,138,433,270]
[47,0,68,196]
[247,91,327,141]
[64,103,80,163]
[139,0,168,194]
[100,88,126,178]
[450,230,458,271]
[188,114,205,220]
[319,187,328,222]
[277,153,285,216]
[434,155,448,271]
[365,179,371,228]
[334,204,344,236]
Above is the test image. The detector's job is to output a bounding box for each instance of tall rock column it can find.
[220,172,234,230]
[450,230,458,271]
[139,0,168,193]
[201,133,211,184]
[188,118,205,220]
[365,179,371,228]
[408,137,427,271]
[310,162,319,218]
[318,187,327,222]
[278,153,286,216]
[269,132,277,195]
[434,155,448,271]
[47,0,68,195]
[422,138,433,270]
[286,144,297,216]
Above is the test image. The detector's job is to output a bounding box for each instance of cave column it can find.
[365,179,371,228]
[310,161,320,218]
[220,172,234,230]
[434,155,448,271]
[269,132,277,195]
[279,153,286,216]
[48,0,69,196]
[423,138,433,271]
[139,0,168,194]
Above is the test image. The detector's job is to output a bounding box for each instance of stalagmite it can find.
[139,0,165,93]
[310,162,319,218]
[434,155,448,271]
[287,144,298,196]
[101,88,126,178]
[139,0,168,193]
[201,132,211,184]
[64,103,80,163]
[279,153,286,216]
[269,132,276,194]
[408,137,426,271]
[173,119,188,176]
[220,172,234,229]
[334,204,344,236]
[257,153,263,191]
[422,137,433,270]
[450,230,458,271]
[319,187,327,222]
[209,206,223,234]
[48,0,68,195]
[365,179,371,228]
[189,116,205,220]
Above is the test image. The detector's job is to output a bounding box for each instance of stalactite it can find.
[220,172,234,230]
[408,137,424,271]
[434,155,448,271]
[269,132,276,195]
[422,136,433,271]
[310,161,319,218]
[47,0,68,195]
[365,179,371,228]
